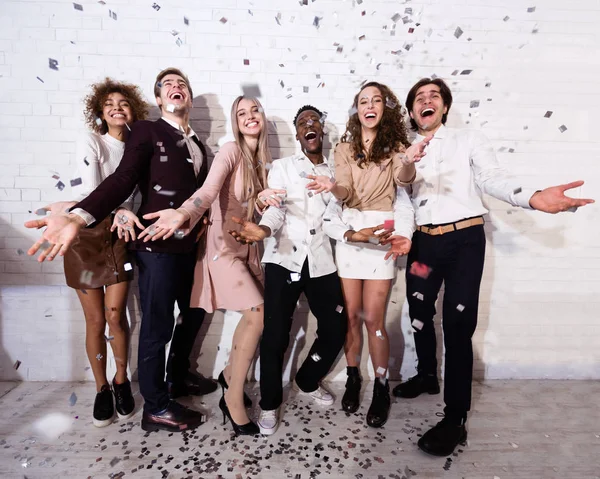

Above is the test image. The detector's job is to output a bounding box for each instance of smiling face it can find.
[295,109,323,155]
[357,86,385,130]
[156,74,192,113]
[409,83,448,134]
[101,92,133,130]
[236,98,263,139]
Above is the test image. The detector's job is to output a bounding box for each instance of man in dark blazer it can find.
[26,68,217,432]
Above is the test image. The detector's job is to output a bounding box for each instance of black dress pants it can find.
[135,249,205,413]
[405,224,486,421]
[259,260,347,411]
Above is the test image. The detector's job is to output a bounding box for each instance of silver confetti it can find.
[454,27,463,39]
[456,304,465,312]
[48,58,59,70]
[335,305,344,313]
[559,124,567,133]
[470,100,480,108]
[73,3,83,11]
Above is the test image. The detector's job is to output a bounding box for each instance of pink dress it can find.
[179,141,264,313]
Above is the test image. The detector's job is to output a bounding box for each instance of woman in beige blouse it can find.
[316,82,430,428]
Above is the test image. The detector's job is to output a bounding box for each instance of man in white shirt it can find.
[229,105,356,435]
[390,77,594,457]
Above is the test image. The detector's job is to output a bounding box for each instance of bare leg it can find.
[76,288,108,392]
[223,305,264,424]
[340,278,364,367]
[362,279,392,378]
[103,281,131,384]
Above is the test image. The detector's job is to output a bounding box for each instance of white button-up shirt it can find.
[259,153,338,278]
[408,125,537,226]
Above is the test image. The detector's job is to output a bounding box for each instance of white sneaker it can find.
[295,383,335,406]
[258,408,280,435]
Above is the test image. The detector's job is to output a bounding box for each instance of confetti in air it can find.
[456,304,465,312]
[559,124,567,133]
[454,27,464,38]
[73,3,83,11]
[335,305,344,313]
[412,319,425,330]
[124,263,132,272]
[14,360,21,370]
[513,187,522,194]
[410,261,432,279]
[70,178,82,187]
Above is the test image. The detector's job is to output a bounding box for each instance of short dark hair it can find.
[154,67,193,99]
[405,78,453,131]
[293,105,323,126]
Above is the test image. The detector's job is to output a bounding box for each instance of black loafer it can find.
[169,372,219,399]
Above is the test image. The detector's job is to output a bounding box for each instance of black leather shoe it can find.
[141,401,205,433]
[217,371,252,408]
[418,417,467,456]
[169,372,219,399]
[219,396,259,436]
[366,378,391,428]
[93,384,115,428]
[112,377,135,420]
[392,373,440,398]
[341,367,362,413]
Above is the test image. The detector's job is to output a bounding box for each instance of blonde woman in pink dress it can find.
[139,96,283,436]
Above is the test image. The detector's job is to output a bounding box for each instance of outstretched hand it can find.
[529,180,595,214]
[228,216,268,244]
[24,213,85,262]
[306,175,336,195]
[347,223,394,244]
[383,235,412,260]
[402,135,433,165]
[111,208,145,242]
[138,208,187,242]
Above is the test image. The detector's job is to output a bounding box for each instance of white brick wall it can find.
[1,0,599,382]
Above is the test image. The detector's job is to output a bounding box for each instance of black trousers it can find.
[259,260,347,411]
[135,250,205,413]
[405,224,486,421]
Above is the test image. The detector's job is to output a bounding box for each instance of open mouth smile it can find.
[304,131,317,141]
[246,121,259,128]
[421,108,435,117]
[169,92,184,101]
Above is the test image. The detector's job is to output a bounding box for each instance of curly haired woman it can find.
[65,78,148,427]
[318,82,431,427]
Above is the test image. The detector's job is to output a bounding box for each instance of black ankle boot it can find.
[366,378,390,428]
[417,416,467,456]
[341,367,361,413]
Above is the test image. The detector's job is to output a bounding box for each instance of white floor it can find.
[0,380,598,479]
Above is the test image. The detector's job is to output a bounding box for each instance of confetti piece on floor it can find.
[510,442,519,448]
[68,392,77,406]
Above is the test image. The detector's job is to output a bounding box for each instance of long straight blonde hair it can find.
[230,96,271,220]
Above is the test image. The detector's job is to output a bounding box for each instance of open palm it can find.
[228,216,267,244]
[529,180,594,214]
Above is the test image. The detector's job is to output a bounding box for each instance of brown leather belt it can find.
[417,217,484,236]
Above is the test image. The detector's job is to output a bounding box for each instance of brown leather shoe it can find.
[141,401,205,433]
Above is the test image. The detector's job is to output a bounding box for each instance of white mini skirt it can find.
[335,208,396,280]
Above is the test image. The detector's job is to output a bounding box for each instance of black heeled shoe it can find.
[217,371,252,408]
[218,396,259,436]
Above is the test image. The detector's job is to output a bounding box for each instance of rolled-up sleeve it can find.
[323,197,350,242]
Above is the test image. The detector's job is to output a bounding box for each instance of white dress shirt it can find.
[259,153,339,278]
[408,125,537,226]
